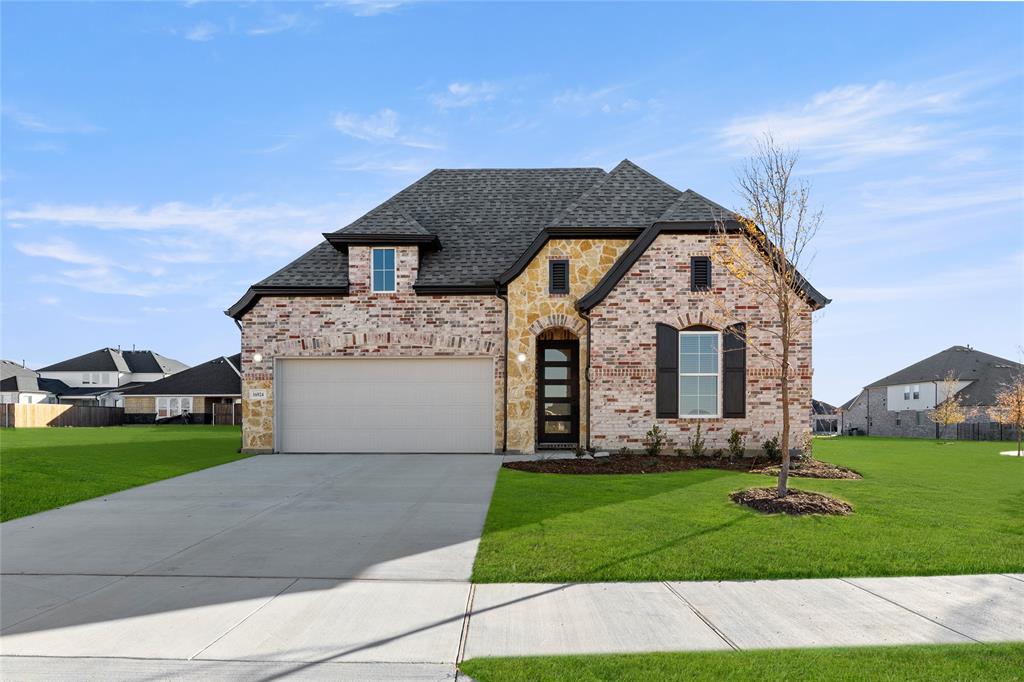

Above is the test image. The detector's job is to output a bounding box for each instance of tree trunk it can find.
[778,339,790,498]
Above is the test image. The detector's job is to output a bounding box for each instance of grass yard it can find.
[0,425,247,521]
[472,437,1024,582]
[459,643,1024,682]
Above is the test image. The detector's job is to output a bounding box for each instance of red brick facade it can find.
[239,235,813,454]
[588,233,812,453]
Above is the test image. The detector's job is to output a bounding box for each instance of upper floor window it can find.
[903,386,911,400]
[679,330,720,417]
[371,248,396,293]
[691,256,711,291]
[912,385,920,400]
[549,260,569,294]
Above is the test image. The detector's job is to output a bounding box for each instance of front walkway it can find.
[2,574,1021,680]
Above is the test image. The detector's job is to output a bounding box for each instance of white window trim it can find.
[156,396,193,418]
[371,247,397,293]
[678,329,722,419]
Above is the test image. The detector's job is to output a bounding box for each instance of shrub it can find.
[617,446,630,456]
[727,428,745,461]
[574,444,588,459]
[688,422,706,457]
[762,435,781,462]
[643,424,668,456]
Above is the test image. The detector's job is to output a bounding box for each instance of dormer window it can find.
[371,248,396,293]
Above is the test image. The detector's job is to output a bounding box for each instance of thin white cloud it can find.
[321,0,409,17]
[827,251,1023,303]
[717,76,1003,170]
[38,296,60,306]
[248,14,300,36]
[185,21,219,41]
[333,108,400,141]
[15,237,108,266]
[332,153,431,175]
[432,81,501,109]
[2,106,100,134]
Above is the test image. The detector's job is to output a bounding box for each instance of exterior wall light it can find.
[516,352,527,363]
[252,353,263,363]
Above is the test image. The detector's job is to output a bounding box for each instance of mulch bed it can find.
[730,487,853,516]
[753,460,862,480]
[503,454,750,475]
[503,453,861,478]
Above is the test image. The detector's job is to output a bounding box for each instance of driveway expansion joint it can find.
[838,578,980,643]
[661,581,739,650]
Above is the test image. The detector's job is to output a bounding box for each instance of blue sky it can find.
[2,1,1022,404]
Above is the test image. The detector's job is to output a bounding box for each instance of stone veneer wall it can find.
[505,238,631,452]
[589,233,813,453]
[239,244,504,453]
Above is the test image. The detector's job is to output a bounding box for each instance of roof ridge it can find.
[545,167,614,227]
[223,355,242,377]
[617,158,684,195]
[333,169,441,235]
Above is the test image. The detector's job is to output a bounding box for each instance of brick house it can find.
[842,346,1022,439]
[227,160,828,454]
[122,354,241,424]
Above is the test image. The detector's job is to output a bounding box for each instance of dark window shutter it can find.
[656,323,679,418]
[691,256,711,291]
[722,323,746,418]
[549,260,569,294]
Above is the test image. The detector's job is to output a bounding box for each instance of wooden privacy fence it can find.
[211,403,243,426]
[1,404,124,428]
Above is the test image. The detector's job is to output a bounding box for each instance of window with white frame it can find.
[912,384,920,400]
[679,330,720,417]
[371,248,396,293]
[903,386,911,400]
[156,396,193,418]
[82,373,92,385]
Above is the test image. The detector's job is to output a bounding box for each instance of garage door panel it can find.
[276,358,493,453]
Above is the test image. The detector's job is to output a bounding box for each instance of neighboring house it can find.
[122,354,241,423]
[36,348,189,407]
[0,360,60,404]
[842,346,1022,438]
[811,399,839,434]
[227,160,828,454]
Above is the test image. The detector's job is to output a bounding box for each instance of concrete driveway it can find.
[1,454,501,680]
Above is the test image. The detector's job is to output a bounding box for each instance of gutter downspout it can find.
[233,317,244,453]
[580,308,592,452]
[496,281,509,453]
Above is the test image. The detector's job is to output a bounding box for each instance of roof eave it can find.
[323,233,440,250]
[495,226,644,286]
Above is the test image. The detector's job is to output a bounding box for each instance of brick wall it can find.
[589,233,813,453]
[124,396,155,414]
[843,386,994,439]
[239,245,504,452]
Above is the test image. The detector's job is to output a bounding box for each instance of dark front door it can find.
[536,339,580,445]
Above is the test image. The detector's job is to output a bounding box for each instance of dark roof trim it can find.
[323,233,440,249]
[413,284,498,296]
[577,221,830,312]
[226,286,349,320]
[496,226,644,285]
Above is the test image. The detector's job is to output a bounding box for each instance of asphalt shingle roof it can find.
[1,360,45,393]
[549,160,682,229]
[865,346,1022,406]
[124,354,241,397]
[340,205,431,236]
[657,189,737,223]
[37,348,188,374]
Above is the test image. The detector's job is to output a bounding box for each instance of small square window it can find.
[549,260,569,294]
[691,256,711,291]
[371,248,396,293]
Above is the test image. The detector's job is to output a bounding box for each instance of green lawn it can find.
[472,437,1024,582]
[0,425,248,521]
[459,643,1024,682]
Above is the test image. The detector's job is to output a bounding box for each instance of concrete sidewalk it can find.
[2,573,1021,680]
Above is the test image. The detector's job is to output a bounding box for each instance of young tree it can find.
[927,370,968,440]
[711,134,822,497]
[991,373,1024,455]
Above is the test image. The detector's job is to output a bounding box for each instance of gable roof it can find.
[37,348,188,374]
[123,354,241,397]
[228,160,828,317]
[865,346,1022,406]
[812,399,838,415]
[1,360,49,394]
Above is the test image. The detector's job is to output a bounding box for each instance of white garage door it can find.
[276,358,494,453]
